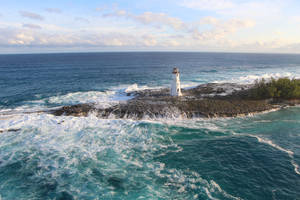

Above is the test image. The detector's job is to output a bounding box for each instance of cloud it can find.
[2,6,289,53]
[102,10,127,18]
[230,39,293,52]
[199,16,219,25]
[0,28,35,45]
[0,26,161,48]
[180,0,235,10]
[19,11,44,21]
[281,43,300,52]
[0,24,298,53]
[75,17,90,23]
[101,8,255,42]
[141,35,158,46]
[45,8,62,14]
[290,16,300,23]
[135,12,186,30]
[103,10,186,30]
[0,17,254,48]
[95,6,107,12]
[193,18,255,41]
[0,4,258,52]
[22,24,42,29]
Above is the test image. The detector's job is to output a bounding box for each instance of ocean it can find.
[0,52,299,200]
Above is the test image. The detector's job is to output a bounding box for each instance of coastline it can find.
[50,82,299,120]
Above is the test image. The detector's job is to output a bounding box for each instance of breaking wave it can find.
[235,72,295,84]
[213,72,299,84]
[0,112,241,199]
[0,84,161,115]
[248,135,300,175]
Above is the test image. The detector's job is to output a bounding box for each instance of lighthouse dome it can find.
[172,68,179,74]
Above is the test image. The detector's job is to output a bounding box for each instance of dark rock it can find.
[8,128,21,132]
[107,177,124,189]
[0,128,21,133]
[49,83,296,119]
[57,191,74,200]
[51,103,95,117]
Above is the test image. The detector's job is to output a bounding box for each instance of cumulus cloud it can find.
[0,5,258,52]
[19,11,44,21]
[199,16,219,25]
[2,6,288,52]
[0,26,161,48]
[141,35,157,46]
[0,24,297,53]
[103,10,186,30]
[96,6,107,12]
[193,18,255,41]
[45,8,62,14]
[0,28,35,45]
[22,24,42,29]
[229,39,294,52]
[75,17,90,23]
[101,8,255,42]
[281,43,300,52]
[134,12,185,30]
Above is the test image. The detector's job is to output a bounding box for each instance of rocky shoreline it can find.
[50,83,300,119]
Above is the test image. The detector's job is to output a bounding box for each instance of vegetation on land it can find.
[250,78,300,99]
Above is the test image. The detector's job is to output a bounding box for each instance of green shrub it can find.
[250,77,300,99]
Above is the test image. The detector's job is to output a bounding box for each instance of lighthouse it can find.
[171,67,182,96]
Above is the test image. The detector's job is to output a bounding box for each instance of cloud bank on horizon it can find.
[0,0,300,53]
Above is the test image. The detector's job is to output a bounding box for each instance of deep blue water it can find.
[0,52,300,200]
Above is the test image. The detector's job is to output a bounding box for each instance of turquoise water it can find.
[0,53,300,199]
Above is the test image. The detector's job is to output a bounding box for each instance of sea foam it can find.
[249,135,300,175]
[0,111,239,199]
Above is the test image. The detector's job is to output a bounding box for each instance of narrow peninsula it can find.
[50,70,300,119]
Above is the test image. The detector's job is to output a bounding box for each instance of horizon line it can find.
[1,50,300,56]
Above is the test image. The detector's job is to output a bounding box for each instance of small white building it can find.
[171,67,182,96]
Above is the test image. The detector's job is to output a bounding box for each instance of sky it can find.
[0,0,300,53]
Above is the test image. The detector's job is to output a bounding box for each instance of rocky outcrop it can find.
[50,83,294,119]
[0,128,21,133]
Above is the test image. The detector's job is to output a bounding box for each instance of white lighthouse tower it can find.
[171,67,182,96]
